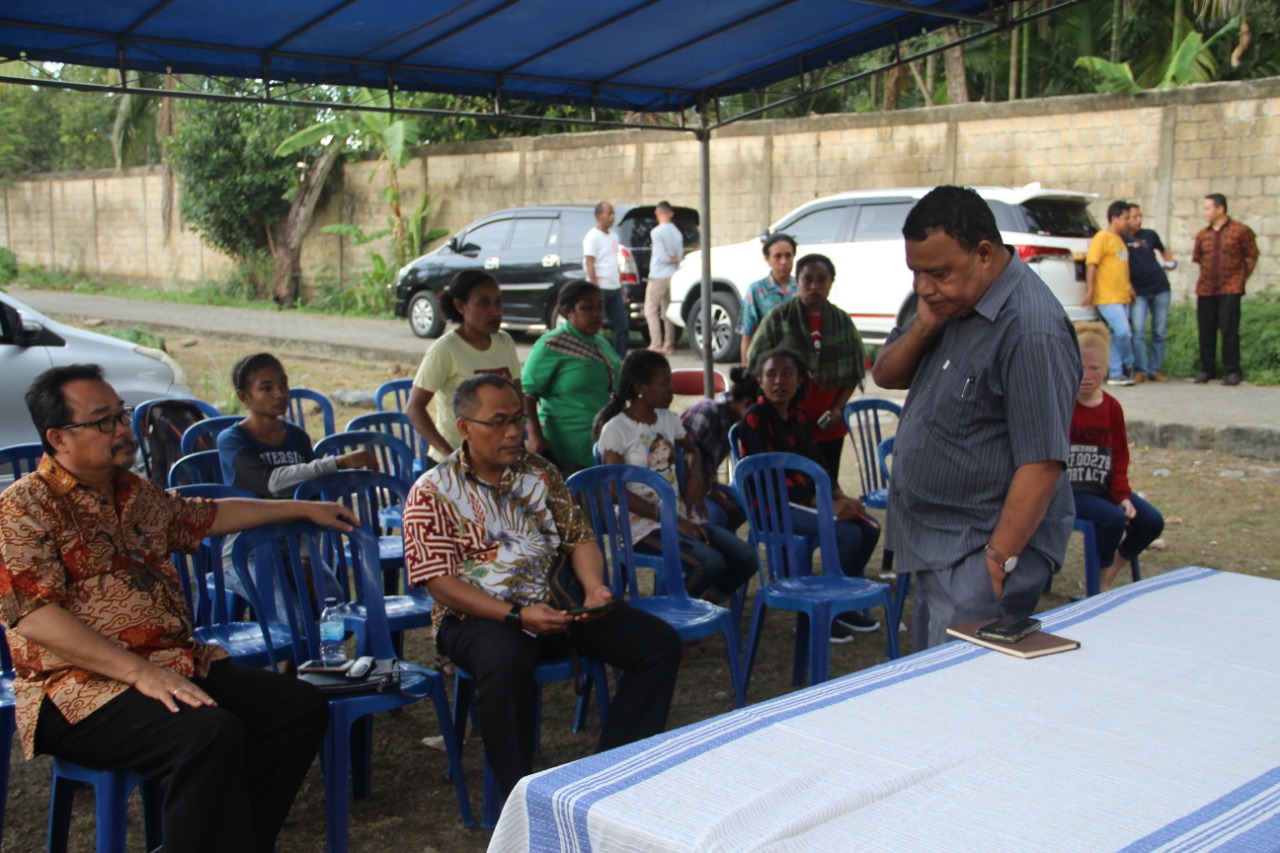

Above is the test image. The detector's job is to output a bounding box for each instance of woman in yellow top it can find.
[406,271,522,463]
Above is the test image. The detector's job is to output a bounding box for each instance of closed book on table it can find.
[946,621,1081,659]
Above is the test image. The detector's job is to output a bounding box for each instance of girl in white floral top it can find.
[593,351,756,603]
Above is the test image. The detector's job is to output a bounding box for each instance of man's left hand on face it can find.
[306,501,358,531]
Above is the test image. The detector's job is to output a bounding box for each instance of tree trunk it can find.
[909,61,937,107]
[882,64,910,111]
[1009,19,1020,100]
[943,25,969,104]
[1109,0,1122,62]
[272,140,345,306]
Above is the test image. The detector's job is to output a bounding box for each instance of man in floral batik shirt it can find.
[0,363,356,853]
[403,374,680,800]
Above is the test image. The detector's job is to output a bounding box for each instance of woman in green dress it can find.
[521,280,621,474]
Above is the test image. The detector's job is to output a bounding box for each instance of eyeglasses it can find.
[59,408,134,434]
[460,413,528,431]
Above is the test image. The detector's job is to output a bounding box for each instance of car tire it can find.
[686,291,740,364]
[408,290,445,339]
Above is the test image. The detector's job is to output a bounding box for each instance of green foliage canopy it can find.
[166,93,314,261]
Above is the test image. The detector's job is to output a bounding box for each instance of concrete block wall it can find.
[3,77,1277,299]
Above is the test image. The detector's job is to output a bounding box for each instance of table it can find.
[489,568,1280,852]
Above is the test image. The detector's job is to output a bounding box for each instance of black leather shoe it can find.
[1194,372,1214,384]
[1223,372,1242,386]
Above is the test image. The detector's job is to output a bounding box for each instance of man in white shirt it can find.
[583,201,630,357]
[645,202,683,355]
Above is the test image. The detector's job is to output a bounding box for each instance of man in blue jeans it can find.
[1125,203,1177,383]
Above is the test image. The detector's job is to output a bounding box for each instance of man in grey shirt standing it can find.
[873,186,1079,650]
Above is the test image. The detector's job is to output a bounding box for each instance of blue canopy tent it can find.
[0,0,1082,388]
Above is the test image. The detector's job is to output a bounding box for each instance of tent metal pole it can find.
[698,100,714,397]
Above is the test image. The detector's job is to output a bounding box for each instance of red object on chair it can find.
[670,368,727,396]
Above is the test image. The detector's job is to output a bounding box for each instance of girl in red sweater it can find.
[1069,322,1164,591]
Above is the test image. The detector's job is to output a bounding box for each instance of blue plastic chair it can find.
[347,411,430,480]
[294,472,432,655]
[592,442,749,621]
[842,399,902,510]
[0,442,44,487]
[733,452,898,694]
[179,415,243,456]
[30,557,163,853]
[131,398,221,479]
[452,654,611,829]
[170,483,256,501]
[1075,518,1142,597]
[171,531,295,667]
[170,483,259,629]
[567,464,746,707]
[289,387,337,439]
[0,628,17,848]
[374,378,414,414]
[876,436,907,627]
[167,450,224,487]
[230,523,474,847]
[728,422,819,573]
[315,430,415,486]
[47,759,164,853]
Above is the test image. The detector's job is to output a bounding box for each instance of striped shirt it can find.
[886,255,1079,573]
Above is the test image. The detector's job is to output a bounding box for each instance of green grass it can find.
[17,267,395,319]
[92,323,167,350]
[1158,292,1280,385]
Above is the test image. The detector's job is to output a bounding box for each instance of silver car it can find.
[0,291,190,448]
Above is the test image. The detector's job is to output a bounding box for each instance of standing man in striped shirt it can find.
[873,186,1079,650]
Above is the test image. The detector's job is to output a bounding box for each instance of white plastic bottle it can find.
[319,597,347,665]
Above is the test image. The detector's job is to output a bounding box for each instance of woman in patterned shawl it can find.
[745,253,866,480]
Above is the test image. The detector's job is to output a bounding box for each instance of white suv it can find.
[668,184,1099,362]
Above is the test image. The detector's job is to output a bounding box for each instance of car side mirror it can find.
[459,242,481,256]
[758,231,770,243]
[446,236,460,252]
[16,315,44,346]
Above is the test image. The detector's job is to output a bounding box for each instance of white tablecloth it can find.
[489,568,1280,852]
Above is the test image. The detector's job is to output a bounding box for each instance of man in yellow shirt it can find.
[1084,201,1137,386]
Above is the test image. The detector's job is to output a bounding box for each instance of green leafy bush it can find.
[1158,292,1280,385]
[0,247,17,285]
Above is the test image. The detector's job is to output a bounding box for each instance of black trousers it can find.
[35,660,328,853]
[815,438,844,482]
[1197,294,1242,376]
[437,602,682,798]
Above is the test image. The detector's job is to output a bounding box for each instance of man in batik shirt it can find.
[0,363,356,853]
[403,374,680,799]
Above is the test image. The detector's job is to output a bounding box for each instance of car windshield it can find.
[616,208,699,250]
[1019,200,1098,238]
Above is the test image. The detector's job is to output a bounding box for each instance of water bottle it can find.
[319,597,347,665]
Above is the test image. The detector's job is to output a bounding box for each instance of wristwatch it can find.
[985,543,1019,573]
[504,602,524,628]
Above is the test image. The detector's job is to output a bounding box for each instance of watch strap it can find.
[985,543,1014,570]
[504,602,524,628]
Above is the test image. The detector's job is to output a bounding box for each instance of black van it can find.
[392,204,699,339]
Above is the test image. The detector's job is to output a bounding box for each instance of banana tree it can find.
[1075,15,1240,92]
[275,88,422,268]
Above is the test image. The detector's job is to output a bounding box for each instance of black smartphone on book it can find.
[975,615,1041,644]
